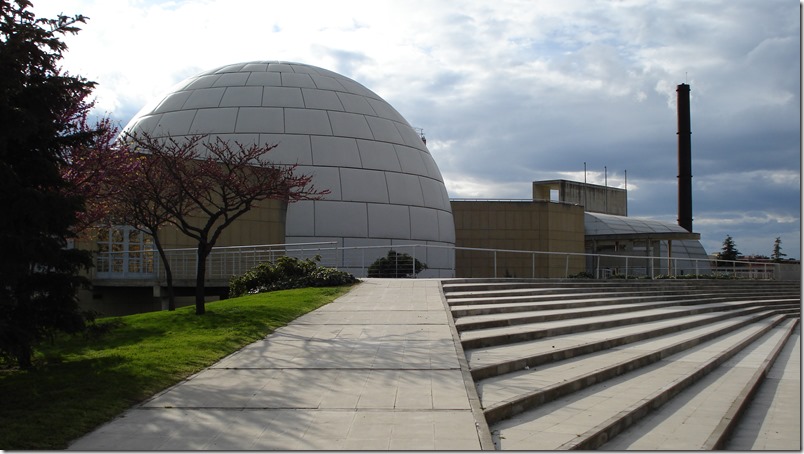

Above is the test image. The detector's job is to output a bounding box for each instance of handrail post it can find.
[494,251,497,278]
[564,254,569,279]
[412,246,417,279]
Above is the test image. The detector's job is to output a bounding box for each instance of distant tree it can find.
[771,237,787,263]
[716,235,740,265]
[120,132,327,315]
[0,0,99,368]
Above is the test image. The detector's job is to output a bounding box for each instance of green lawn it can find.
[0,285,353,450]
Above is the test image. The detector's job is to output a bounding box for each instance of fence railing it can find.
[94,242,782,283]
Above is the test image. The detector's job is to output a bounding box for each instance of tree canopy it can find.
[112,132,328,315]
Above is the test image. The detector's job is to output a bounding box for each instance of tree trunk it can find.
[15,343,32,370]
[153,236,176,310]
[194,244,207,315]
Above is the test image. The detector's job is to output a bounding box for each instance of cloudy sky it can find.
[34,0,801,258]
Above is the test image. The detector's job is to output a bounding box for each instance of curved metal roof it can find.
[584,212,700,241]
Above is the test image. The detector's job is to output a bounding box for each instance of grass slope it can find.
[0,285,352,450]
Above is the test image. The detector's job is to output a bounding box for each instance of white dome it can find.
[122,61,455,277]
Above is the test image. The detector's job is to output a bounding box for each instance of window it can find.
[96,226,155,277]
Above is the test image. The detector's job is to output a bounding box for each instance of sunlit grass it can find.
[0,285,352,450]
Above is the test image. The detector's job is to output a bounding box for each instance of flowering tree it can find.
[60,117,141,234]
[119,132,328,315]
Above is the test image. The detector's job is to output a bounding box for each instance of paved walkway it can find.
[68,279,493,450]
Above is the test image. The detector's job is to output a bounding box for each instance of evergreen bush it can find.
[229,256,357,297]
[367,250,427,278]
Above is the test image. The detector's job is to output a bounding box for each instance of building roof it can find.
[584,212,700,241]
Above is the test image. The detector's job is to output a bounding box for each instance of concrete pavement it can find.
[68,279,493,450]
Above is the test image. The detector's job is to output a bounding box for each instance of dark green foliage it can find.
[0,1,98,369]
[716,235,740,263]
[367,250,428,278]
[229,255,357,297]
[568,271,594,279]
[771,237,786,262]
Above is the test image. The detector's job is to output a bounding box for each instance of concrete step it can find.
[596,318,799,450]
[446,286,798,303]
[442,279,800,295]
[446,289,790,309]
[725,324,801,450]
[479,313,792,424]
[453,296,797,332]
[466,308,785,380]
[487,315,793,450]
[459,299,799,350]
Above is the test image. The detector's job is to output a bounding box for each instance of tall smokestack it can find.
[677,83,693,232]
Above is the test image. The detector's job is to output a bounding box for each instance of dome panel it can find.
[183,88,225,109]
[154,91,192,114]
[329,111,374,140]
[297,165,341,200]
[311,136,361,168]
[235,107,284,134]
[154,110,196,136]
[315,201,367,237]
[366,98,406,124]
[395,146,428,175]
[438,211,456,243]
[189,108,238,134]
[266,63,293,72]
[410,207,439,241]
[302,88,344,111]
[357,139,401,171]
[213,72,248,86]
[246,72,281,87]
[368,203,410,238]
[262,87,304,108]
[420,177,449,210]
[340,168,389,203]
[132,114,163,135]
[215,63,247,73]
[366,116,404,143]
[284,108,332,135]
[421,154,443,180]
[221,86,263,107]
[281,73,315,88]
[337,92,377,115]
[311,75,346,91]
[285,200,314,236]
[242,63,268,72]
[386,172,424,206]
[184,75,219,90]
[259,133,312,164]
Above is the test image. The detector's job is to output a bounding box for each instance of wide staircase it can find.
[441,279,801,450]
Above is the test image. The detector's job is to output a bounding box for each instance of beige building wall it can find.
[75,199,287,315]
[533,180,627,216]
[452,200,585,278]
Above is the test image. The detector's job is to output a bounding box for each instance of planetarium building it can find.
[121,61,456,277]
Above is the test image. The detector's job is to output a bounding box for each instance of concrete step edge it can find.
[468,308,781,381]
[481,313,788,425]
[703,316,801,449]
[460,303,785,350]
[555,315,789,450]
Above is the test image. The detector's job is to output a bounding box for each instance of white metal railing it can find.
[94,242,782,283]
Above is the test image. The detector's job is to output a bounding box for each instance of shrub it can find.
[367,250,427,278]
[229,256,357,297]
